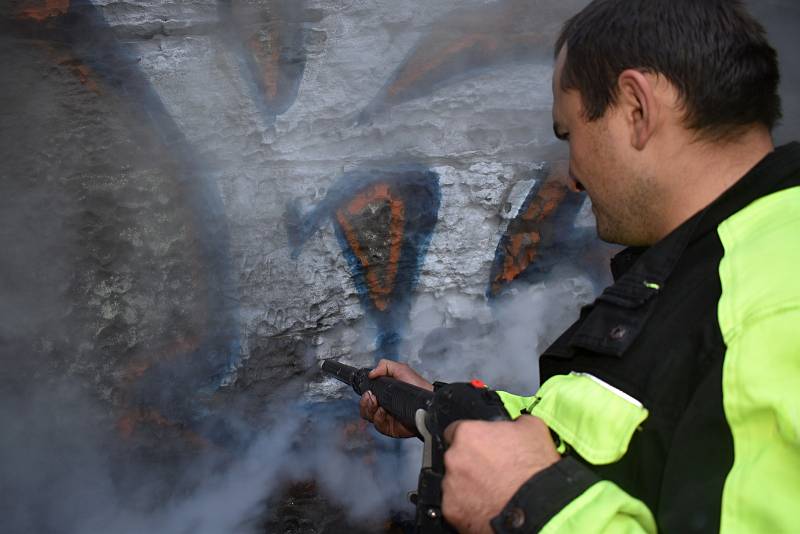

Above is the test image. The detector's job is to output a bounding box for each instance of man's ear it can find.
[616,69,659,150]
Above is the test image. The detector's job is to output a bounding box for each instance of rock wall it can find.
[2,0,798,531]
[2,0,601,428]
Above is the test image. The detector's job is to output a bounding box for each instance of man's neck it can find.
[651,127,775,242]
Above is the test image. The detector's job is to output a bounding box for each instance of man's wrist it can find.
[490,456,599,533]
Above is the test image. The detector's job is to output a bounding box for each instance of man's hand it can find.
[441,415,561,533]
[359,359,434,438]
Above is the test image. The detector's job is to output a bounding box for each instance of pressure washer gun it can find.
[320,359,510,534]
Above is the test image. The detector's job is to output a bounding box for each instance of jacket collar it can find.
[609,141,800,283]
[549,142,800,360]
[692,141,800,241]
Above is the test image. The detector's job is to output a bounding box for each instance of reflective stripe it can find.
[717,186,800,533]
[570,372,644,409]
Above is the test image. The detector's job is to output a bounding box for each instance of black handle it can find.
[320,360,507,533]
[362,374,434,431]
[320,360,434,433]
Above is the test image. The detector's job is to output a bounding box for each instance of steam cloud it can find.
[0,274,592,534]
[2,0,798,533]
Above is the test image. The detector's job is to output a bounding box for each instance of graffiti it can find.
[6,0,242,446]
[218,0,320,123]
[286,167,441,359]
[5,0,608,445]
[336,182,406,313]
[358,0,582,123]
[13,0,69,22]
[8,0,97,92]
[488,164,617,299]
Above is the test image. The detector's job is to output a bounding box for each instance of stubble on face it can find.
[553,47,658,247]
[592,175,657,246]
[582,119,656,246]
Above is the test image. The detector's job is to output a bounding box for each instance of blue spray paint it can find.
[58,0,242,444]
[217,0,313,124]
[286,166,441,361]
[487,166,615,301]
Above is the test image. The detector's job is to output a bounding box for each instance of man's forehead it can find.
[552,46,568,95]
[552,46,567,124]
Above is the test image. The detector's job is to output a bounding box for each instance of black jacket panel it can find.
[513,142,800,533]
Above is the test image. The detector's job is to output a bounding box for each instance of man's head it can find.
[552,0,781,245]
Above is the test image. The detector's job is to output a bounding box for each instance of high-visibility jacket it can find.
[492,142,800,533]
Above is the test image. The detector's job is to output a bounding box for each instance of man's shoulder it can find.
[717,185,800,339]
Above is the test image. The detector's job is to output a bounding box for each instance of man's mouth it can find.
[569,171,585,192]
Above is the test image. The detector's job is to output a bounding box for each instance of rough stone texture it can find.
[2,0,799,532]
[63,0,594,397]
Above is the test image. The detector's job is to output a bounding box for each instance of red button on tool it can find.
[470,379,487,389]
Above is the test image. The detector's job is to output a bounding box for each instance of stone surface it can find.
[2,0,799,532]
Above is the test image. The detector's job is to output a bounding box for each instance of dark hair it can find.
[555,0,782,140]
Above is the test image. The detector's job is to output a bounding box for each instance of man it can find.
[361,0,799,532]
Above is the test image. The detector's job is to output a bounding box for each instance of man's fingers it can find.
[441,473,457,526]
[368,358,395,379]
[359,391,378,422]
[368,359,434,391]
[360,392,391,435]
[443,420,464,446]
[361,392,416,438]
[373,407,391,434]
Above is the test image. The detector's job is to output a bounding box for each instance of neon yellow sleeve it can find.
[541,481,657,534]
[717,187,800,533]
[717,306,800,532]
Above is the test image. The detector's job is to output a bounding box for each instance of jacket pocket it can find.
[530,372,648,465]
[569,280,661,357]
